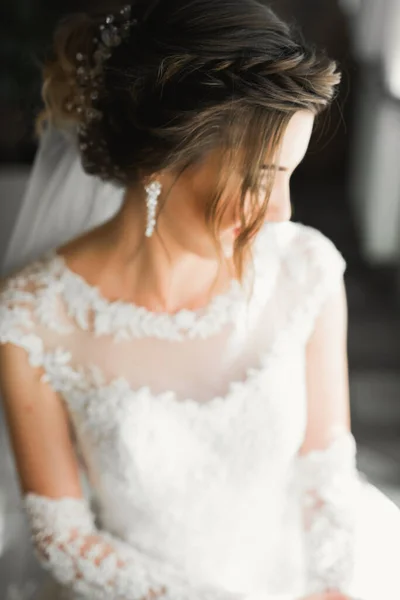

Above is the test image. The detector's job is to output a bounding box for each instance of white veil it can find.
[0,121,124,598]
[1,121,124,277]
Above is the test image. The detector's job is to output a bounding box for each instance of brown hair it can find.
[37,0,341,282]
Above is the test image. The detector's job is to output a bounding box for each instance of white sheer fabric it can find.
[296,434,359,594]
[24,493,238,600]
[1,221,400,600]
[1,124,123,278]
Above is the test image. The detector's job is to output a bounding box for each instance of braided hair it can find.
[37,0,341,279]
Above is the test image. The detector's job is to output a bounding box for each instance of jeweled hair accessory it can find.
[66,4,138,131]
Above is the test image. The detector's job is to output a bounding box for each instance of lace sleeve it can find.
[295,432,361,596]
[24,492,243,600]
[0,269,237,600]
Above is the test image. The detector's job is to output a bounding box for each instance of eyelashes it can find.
[261,165,288,172]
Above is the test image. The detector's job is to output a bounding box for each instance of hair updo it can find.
[37,0,341,279]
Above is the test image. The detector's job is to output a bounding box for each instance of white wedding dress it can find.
[1,219,400,600]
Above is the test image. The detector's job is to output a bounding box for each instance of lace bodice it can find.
[0,221,361,600]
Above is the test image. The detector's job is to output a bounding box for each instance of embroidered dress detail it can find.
[295,433,360,595]
[3,222,397,600]
[24,493,240,600]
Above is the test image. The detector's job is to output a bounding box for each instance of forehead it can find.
[278,110,315,168]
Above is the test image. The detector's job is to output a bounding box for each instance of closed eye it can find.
[261,164,288,172]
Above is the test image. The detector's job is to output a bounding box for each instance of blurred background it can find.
[273,0,400,507]
[0,0,400,593]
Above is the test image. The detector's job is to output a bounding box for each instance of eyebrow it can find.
[262,164,288,172]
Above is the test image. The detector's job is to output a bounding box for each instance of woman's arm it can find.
[0,340,238,600]
[296,278,360,598]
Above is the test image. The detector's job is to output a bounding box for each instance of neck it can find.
[95,186,236,313]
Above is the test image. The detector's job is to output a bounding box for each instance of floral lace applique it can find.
[55,250,247,342]
[4,222,275,342]
[0,222,346,416]
[295,433,360,595]
[0,222,354,600]
[24,493,243,600]
[47,225,279,342]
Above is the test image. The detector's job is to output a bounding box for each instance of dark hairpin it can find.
[66,5,138,129]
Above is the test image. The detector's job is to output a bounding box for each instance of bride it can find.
[1,1,400,599]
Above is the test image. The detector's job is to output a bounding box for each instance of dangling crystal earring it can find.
[144,180,162,237]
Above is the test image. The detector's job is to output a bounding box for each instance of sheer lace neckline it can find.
[43,224,278,341]
[49,249,248,341]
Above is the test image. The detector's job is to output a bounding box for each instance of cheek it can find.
[266,173,289,205]
[266,185,281,211]
[217,179,244,230]
[220,187,268,231]
[218,195,241,231]
[216,174,288,232]
[265,179,292,221]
